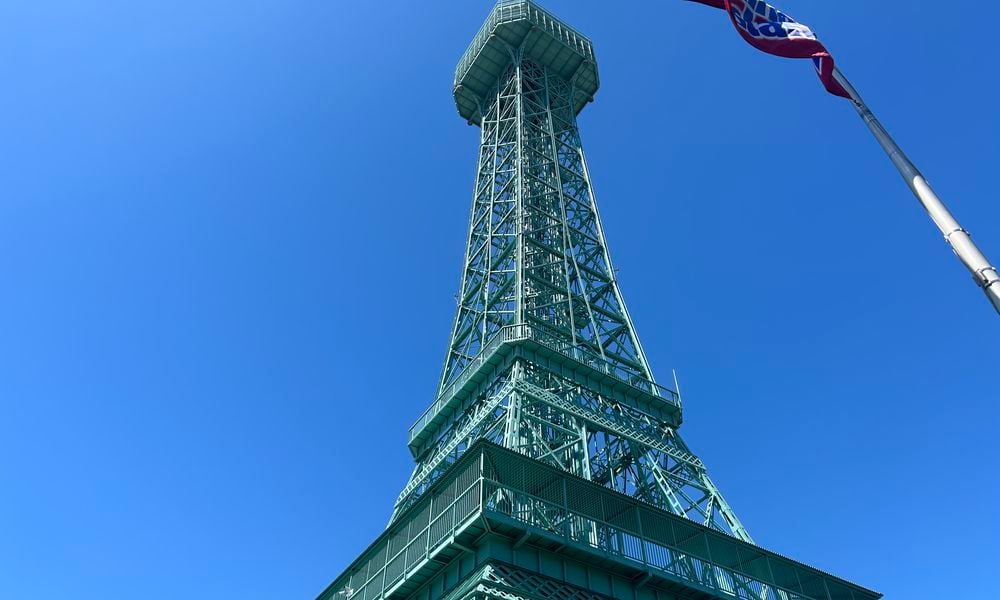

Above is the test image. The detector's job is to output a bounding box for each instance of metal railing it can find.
[409,325,526,442]
[483,482,805,600]
[319,444,881,600]
[323,461,484,600]
[454,0,595,90]
[409,324,679,444]
[479,446,880,600]
[524,324,679,402]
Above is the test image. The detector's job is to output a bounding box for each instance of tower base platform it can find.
[317,442,881,600]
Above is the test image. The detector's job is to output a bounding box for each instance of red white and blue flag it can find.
[687,0,850,98]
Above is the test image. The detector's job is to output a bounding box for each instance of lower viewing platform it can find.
[408,325,682,457]
[318,442,881,600]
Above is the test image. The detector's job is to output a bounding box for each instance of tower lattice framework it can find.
[319,4,880,600]
[396,46,748,544]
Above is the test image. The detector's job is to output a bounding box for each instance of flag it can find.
[687,0,851,98]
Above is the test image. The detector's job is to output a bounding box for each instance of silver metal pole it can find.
[832,68,1000,316]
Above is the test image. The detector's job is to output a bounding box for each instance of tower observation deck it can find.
[453,0,598,125]
[317,3,881,600]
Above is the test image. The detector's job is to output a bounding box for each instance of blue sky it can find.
[0,1,996,598]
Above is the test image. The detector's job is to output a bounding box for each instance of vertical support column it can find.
[512,49,526,328]
[546,68,609,363]
[482,80,503,351]
[575,147,657,382]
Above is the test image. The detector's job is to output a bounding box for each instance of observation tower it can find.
[317,3,881,600]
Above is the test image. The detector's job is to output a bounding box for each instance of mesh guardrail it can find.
[410,325,679,443]
[320,443,880,600]
[454,1,594,89]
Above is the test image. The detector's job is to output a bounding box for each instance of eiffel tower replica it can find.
[318,3,880,600]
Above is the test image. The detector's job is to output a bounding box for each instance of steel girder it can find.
[444,563,618,600]
[439,56,650,393]
[395,54,751,543]
[395,359,748,541]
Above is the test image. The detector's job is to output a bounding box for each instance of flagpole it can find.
[831,68,1000,315]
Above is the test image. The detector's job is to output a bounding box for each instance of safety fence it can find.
[320,443,880,600]
[410,324,679,444]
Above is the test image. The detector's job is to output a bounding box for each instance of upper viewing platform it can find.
[454,0,599,125]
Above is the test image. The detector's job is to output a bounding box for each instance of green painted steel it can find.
[454,0,597,125]
[319,442,882,600]
[318,3,881,600]
[395,0,750,544]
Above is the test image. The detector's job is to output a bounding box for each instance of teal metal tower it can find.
[318,3,880,600]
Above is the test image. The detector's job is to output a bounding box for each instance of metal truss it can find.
[439,55,651,393]
[320,7,882,600]
[467,563,788,600]
[327,443,877,600]
[397,53,752,544]
[444,563,617,600]
[397,359,749,541]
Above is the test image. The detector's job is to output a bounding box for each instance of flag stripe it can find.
[687,0,850,98]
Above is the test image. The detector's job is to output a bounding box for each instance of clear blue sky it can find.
[1,1,996,598]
